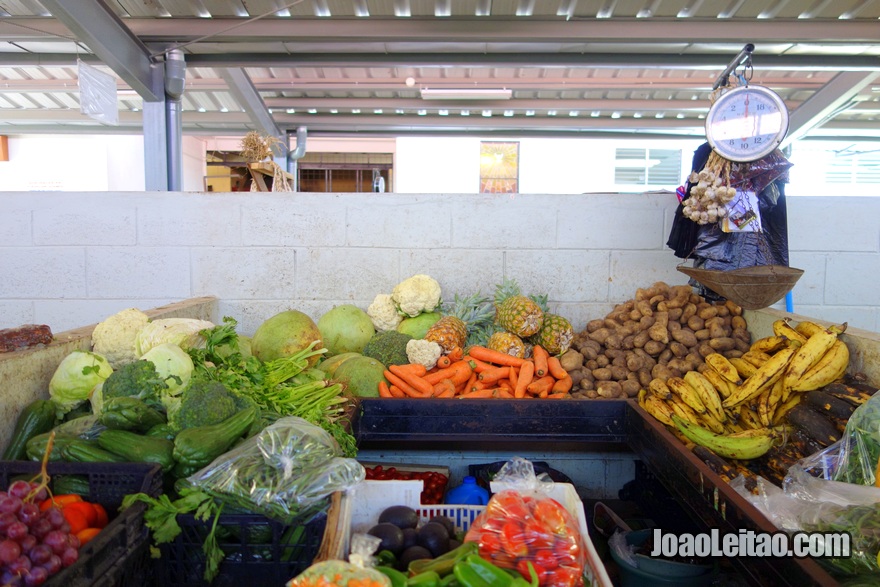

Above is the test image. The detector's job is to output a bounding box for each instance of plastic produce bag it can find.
[186,416,365,524]
[825,390,880,486]
[287,534,390,587]
[78,59,118,126]
[464,457,587,587]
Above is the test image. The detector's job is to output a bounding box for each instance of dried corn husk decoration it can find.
[240,131,291,192]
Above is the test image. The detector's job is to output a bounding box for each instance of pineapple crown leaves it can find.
[442,292,495,327]
[529,293,550,313]
[493,276,522,306]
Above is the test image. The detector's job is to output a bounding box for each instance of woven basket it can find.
[677,264,804,310]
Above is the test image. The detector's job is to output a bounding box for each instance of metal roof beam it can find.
[37,0,161,101]
[783,70,880,145]
[218,68,284,149]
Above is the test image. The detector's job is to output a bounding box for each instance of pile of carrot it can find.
[377,345,573,399]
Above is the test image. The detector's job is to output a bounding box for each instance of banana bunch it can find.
[638,318,851,460]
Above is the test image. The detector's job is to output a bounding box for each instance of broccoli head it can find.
[99,359,169,410]
[170,379,254,431]
[361,330,413,367]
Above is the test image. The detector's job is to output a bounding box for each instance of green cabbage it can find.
[141,343,194,395]
[135,318,215,356]
[48,350,113,417]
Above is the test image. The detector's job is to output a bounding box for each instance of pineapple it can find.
[425,293,494,352]
[530,313,574,355]
[494,278,544,338]
[487,331,526,358]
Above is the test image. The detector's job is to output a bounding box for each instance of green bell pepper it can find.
[453,555,538,587]
[408,541,479,576]
[407,571,441,587]
[376,566,408,587]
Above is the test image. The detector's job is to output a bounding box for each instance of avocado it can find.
[378,505,420,530]
[416,521,450,558]
[398,545,433,571]
[429,515,456,538]
[401,527,418,551]
[368,522,406,556]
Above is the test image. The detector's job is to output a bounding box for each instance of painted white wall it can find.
[1,192,878,336]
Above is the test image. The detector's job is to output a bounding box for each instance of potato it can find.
[715,304,730,317]
[644,340,665,356]
[559,349,585,372]
[621,335,635,350]
[585,389,599,399]
[734,337,751,353]
[626,352,644,372]
[658,348,674,364]
[621,380,642,398]
[669,341,689,358]
[586,319,606,333]
[585,359,599,371]
[596,355,610,368]
[723,349,744,359]
[667,307,683,322]
[698,342,715,358]
[636,299,653,318]
[596,381,623,398]
[671,328,698,348]
[637,367,653,387]
[588,327,612,344]
[611,355,627,369]
[731,315,748,331]
[633,330,651,349]
[638,315,656,330]
[708,337,736,351]
[569,369,586,387]
[732,328,751,343]
[667,358,691,373]
[652,364,675,381]
[593,367,613,381]
[649,294,666,308]
[698,305,718,320]
[633,348,657,369]
[581,345,599,361]
[680,303,697,322]
[666,286,691,309]
[605,333,623,350]
[629,308,643,321]
[608,365,627,381]
[580,369,595,383]
[685,352,704,370]
[725,300,743,316]
[695,328,711,341]
[648,312,670,344]
[687,315,705,331]
[604,317,624,330]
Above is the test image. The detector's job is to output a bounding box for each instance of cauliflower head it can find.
[406,339,442,370]
[391,274,442,318]
[367,294,403,332]
[91,308,151,368]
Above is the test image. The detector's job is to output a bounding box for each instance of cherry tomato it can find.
[500,520,529,558]
[63,502,98,528]
[91,503,109,529]
[533,548,559,570]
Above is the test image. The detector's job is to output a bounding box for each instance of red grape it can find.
[7,481,31,500]
[29,518,51,540]
[0,538,22,564]
[42,554,62,575]
[18,534,37,554]
[0,570,23,586]
[41,530,68,556]
[0,511,16,533]
[18,503,40,526]
[28,485,47,504]
[5,520,28,541]
[28,543,52,566]
[42,508,64,529]
[60,546,78,568]
[0,496,23,515]
[67,534,81,550]
[7,554,33,574]
[24,565,49,587]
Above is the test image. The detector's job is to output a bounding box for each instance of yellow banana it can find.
[638,387,647,407]
[722,346,797,409]
[765,377,785,424]
[702,367,734,400]
[684,371,726,423]
[643,395,675,426]
[705,353,742,384]
[773,319,808,345]
[782,326,844,390]
[724,420,746,434]
[739,405,765,430]
[668,396,702,426]
[771,393,803,426]
[741,350,773,368]
[790,339,850,392]
[667,376,707,414]
[700,410,726,434]
[794,320,826,338]
[750,335,790,355]
[756,387,773,427]
[671,415,776,460]
[729,357,759,379]
[648,378,674,401]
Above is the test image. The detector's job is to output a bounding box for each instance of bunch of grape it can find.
[0,480,81,587]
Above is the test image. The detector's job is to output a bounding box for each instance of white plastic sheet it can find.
[78,59,118,126]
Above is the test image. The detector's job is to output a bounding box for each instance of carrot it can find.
[384,369,429,398]
[547,356,568,380]
[468,346,526,368]
[388,384,406,398]
[433,379,456,398]
[509,366,519,392]
[392,363,428,377]
[459,388,497,399]
[495,388,514,399]
[378,380,393,398]
[532,345,550,378]
[526,375,555,395]
[425,360,473,385]
[464,370,478,392]
[496,379,512,390]
[478,365,510,384]
[551,374,573,394]
[547,392,569,399]
[389,364,433,396]
[514,360,535,399]
[538,389,550,399]
[465,356,497,373]
[448,346,464,361]
[436,355,452,369]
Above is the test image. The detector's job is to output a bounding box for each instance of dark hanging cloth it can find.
[666,142,793,301]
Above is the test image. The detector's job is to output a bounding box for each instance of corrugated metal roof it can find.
[0,0,877,139]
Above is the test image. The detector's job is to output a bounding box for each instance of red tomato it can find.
[64,501,98,528]
[522,518,556,549]
[500,520,529,558]
[92,503,109,529]
[544,565,582,587]
[531,498,569,534]
[533,548,559,570]
[517,560,549,585]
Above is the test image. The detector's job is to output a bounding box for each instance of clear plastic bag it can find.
[825,390,880,486]
[463,457,587,587]
[186,416,365,524]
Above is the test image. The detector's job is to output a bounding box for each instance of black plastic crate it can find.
[154,505,329,587]
[0,461,162,587]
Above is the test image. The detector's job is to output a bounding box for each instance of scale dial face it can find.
[705,85,789,162]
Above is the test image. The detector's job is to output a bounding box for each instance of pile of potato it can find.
[563,282,749,400]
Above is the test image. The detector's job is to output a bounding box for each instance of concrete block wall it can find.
[1,192,878,335]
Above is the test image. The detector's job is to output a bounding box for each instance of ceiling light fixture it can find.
[420,88,512,100]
